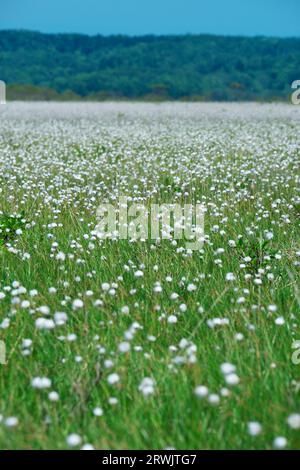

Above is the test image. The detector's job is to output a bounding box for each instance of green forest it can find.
[0,30,299,100]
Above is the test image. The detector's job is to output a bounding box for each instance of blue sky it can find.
[0,0,299,37]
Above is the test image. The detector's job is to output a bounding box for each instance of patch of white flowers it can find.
[0,102,299,449]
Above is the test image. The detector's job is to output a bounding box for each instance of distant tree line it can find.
[0,30,299,101]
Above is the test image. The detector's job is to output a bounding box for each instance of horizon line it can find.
[0,28,299,40]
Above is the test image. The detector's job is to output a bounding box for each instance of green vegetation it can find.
[0,102,299,449]
[0,213,28,248]
[1,30,299,100]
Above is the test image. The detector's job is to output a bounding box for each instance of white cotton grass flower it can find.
[275,317,285,325]
[31,377,52,389]
[101,282,110,291]
[153,284,162,293]
[67,333,77,342]
[66,433,82,447]
[235,333,244,341]
[265,231,274,240]
[287,413,300,429]
[108,397,118,405]
[220,363,236,375]
[118,341,130,353]
[138,377,155,396]
[35,318,55,330]
[120,305,129,314]
[81,443,95,450]
[48,391,59,401]
[54,312,68,325]
[147,335,156,342]
[268,304,277,312]
[225,272,236,281]
[247,421,262,436]
[207,317,229,328]
[194,385,209,398]
[107,373,120,385]
[179,338,189,349]
[4,416,19,427]
[134,270,143,278]
[273,436,287,449]
[187,283,197,292]
[104,359,114,368]
[56,251,66,261]
[37,306,50,315]
[22,349,31,357]
[167,315,177,324]
[208,394,220,405]
[0,318,10,329]
[220,387,230,397]
[225,373,240,386]
[72,298,84,309]
[93,407,103,417]
[22,339,32,348]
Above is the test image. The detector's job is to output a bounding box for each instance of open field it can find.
[0,102,299,450]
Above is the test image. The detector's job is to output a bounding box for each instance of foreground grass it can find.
[0,102,299,449]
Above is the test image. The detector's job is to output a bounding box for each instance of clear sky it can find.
[0,0,299,37]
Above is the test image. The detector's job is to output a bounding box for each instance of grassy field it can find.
[0,102,299,450]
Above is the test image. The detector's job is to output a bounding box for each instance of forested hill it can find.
[1,30,299,101]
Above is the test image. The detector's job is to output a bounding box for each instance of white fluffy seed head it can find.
[194,385,208,398]
[287,413,300,429]
[225,373,240,386]
[220,363,236,375]
[72,299,84,309]
[31,377,52,389]
[247,421,262,436]
[66,434,82,447]
[273,437,287,449]
[93,407,103,417]
[107,373,120,385]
